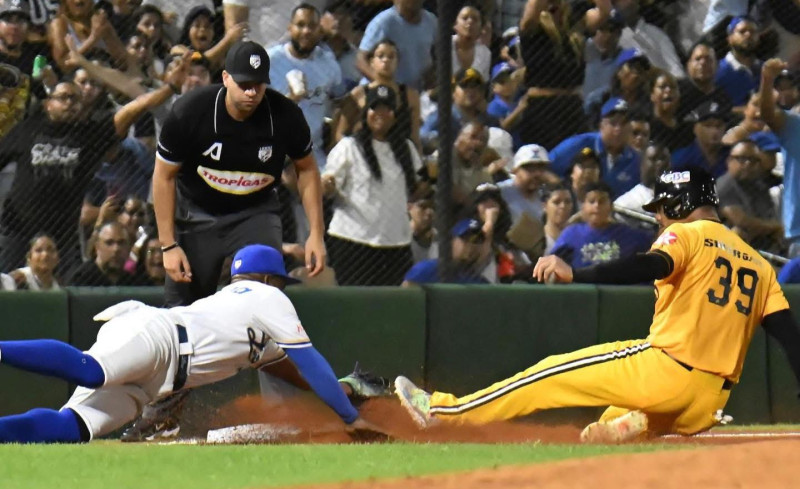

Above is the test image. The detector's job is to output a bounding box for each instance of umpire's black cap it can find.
[225,41,271,84]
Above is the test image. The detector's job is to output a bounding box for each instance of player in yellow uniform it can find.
[395,169,800,442]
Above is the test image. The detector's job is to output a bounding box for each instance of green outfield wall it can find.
[0,285,798,429]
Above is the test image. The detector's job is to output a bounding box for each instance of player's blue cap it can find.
[231,245,301,284]
[601,97,629,118]
[451,218,484,239]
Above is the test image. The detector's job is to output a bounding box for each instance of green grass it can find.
[0,442,678,489]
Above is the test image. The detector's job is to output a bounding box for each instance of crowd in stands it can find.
[1,0,800,288]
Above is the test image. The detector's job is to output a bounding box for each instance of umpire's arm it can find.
[153,156,193,282]
[293,153,327,277]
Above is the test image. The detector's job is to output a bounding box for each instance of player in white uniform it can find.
[0,245,380,442]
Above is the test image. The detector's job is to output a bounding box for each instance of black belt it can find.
[174,324,189,391]
[664,351,733,390]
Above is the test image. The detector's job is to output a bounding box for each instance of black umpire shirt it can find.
[156,84,312,222]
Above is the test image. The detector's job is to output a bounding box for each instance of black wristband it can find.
[161,242,180,253]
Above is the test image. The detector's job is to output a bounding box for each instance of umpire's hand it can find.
[305,234,326,277]
[164,246,193,282]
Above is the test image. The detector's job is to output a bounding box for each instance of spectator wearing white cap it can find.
[498,144,556,226]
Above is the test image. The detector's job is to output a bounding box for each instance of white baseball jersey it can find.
[64,281,310,439]
[171,280,310,389]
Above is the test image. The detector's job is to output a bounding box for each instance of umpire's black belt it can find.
[663,350,733,390]
[174,324,191,391]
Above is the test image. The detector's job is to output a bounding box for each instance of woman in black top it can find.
[649,72,694,150]
[334,39,421,152]
[518,0,611,150]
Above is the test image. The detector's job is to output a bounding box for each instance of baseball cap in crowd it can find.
[512,144,550,170]
[454,67,485,88]
[598,8,624,30]
[231,244,301,284]
[0,0,30,20]
[451,218,484,241]
[727,15,756,34]
[491,62,514,83]
[749,131,781,153]
[225,40,271,84]
[615,48,650,70]
[601,97,629,118]
[692,100,728,123]
[365,84,397,111]
[775,69,799,87]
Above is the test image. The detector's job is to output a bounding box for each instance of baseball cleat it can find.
[121,417,181,442]
[394,376,433,429]
[580,410,648,444]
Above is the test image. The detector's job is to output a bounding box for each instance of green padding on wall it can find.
[424,285,599,394]
[597,286,654,342]
[286,287,426,380]
[768,285,800,423]
[0,291,70,415]
[725,328,769,424]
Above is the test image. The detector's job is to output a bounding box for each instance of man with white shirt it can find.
[615,0,685,78]
[0,245,385,443]
[268,3,346,170]
[499,144,553,225]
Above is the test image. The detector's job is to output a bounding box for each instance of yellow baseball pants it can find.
[429,339,732,435]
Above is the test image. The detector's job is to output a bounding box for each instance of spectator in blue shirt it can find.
[357,0,438,90]
[487,62,525,149]
[778,257,800,284]
[760,57,800,257]
[550,181,652,269]
[420,68,500,152]
[672,100,731,178]
[715,16,762,107]
[402,218,490,285]
[549,97,641,197]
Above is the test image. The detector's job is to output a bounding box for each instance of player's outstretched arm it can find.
[283,346,359,423]
[763,309,800,396]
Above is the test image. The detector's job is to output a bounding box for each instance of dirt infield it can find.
[209,394,582,444]
[210,395,800,488]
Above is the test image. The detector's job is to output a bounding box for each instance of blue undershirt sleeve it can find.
[284,346,359,424]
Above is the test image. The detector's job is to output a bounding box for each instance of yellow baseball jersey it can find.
[647,219,789,381]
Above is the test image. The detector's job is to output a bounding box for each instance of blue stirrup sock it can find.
[0,408,83,443]
[0,340,105,387]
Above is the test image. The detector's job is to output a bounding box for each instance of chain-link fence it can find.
[0,0,798,288]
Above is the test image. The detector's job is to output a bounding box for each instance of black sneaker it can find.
[120,417,180,442]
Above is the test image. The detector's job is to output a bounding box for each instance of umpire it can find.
[154,40,326,303]
[122,40,327,441]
